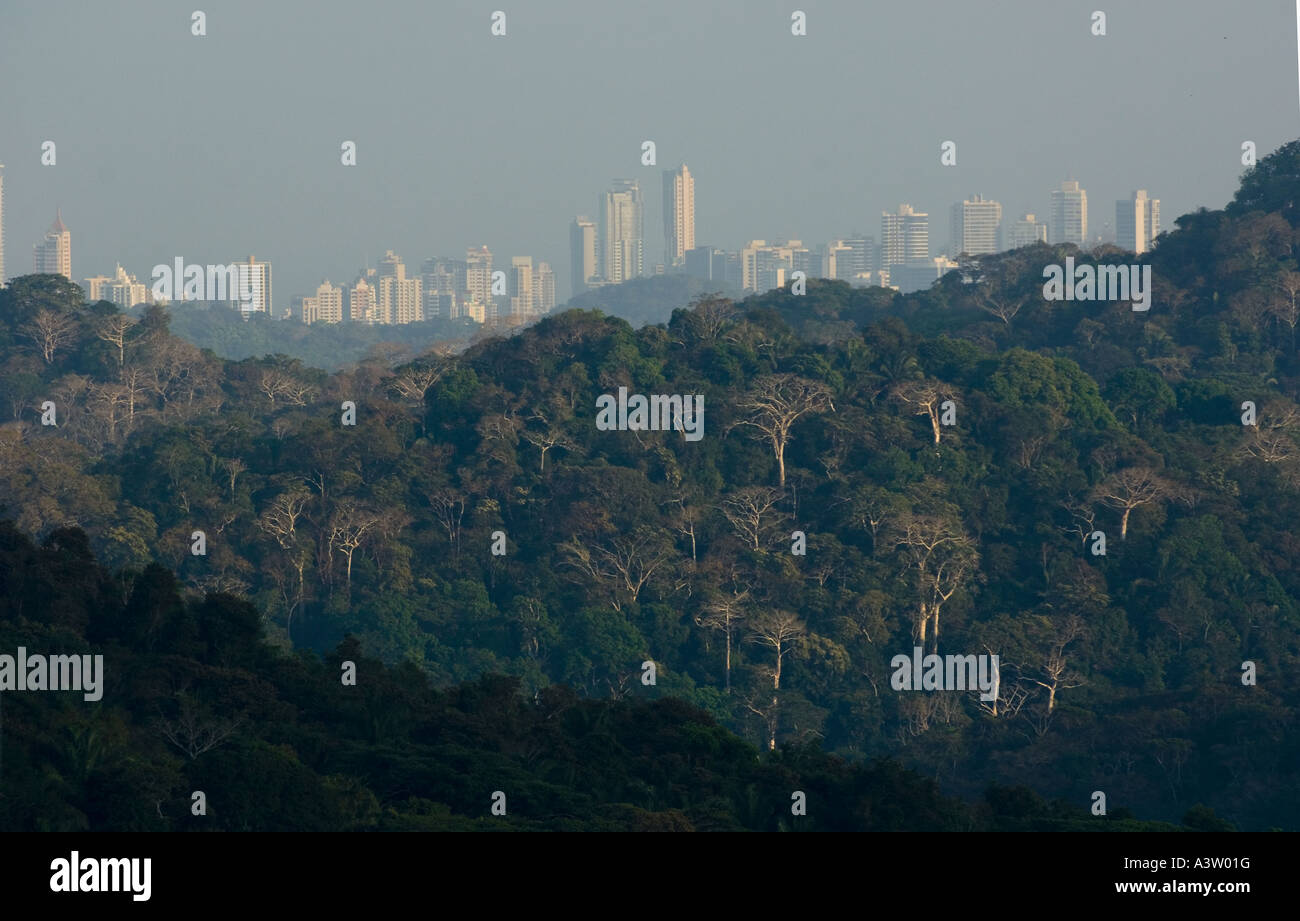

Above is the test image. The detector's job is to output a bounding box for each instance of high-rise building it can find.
[569,217,598,299]
[602,179,644,284]
[84,264,149,308]
[0,163,6,284]
[881,205,929,270]
[33,210,72,280]
[950,195,1002,256]
[465,246,494,323]
[535,262,555,314]
[231,255,272,314]
[724,251,743,289]
[892,257,959,294]
[295,280,344,325]
[662,164,695,268]
[825,240,851,280]
[741,240,801,293]
[826,236,876,282]
[421,257,464,319]
[376,251,422,323]
[1008,213,1048,250]
[348,275,379,324]
[1116,190,1160,254]
[790,241,818,279]
[83,273,110,302]
[684,246,728,282]
[510,256,534,318]
[1050,180,1088,246]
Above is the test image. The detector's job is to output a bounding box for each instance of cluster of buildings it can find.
[292,249,556,326]
[570,167,692,295]
[614,176,1160,297]
[0,159,1161,316]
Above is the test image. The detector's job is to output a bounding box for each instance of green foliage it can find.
[5,142,1300,830]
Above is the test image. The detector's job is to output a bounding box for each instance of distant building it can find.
[826,236,875,281]
[1116,190,1160,254]
[84,264,149,308]
[950,195,1002,256]
[232,255,271,315]
[663,164,695,268]
[1050,180,1088,246]
[741,240,797,293]
[881,205,929,270]
[510,256,534,318]
[602,179,644,284]
[790,242,817,279]
[421,257,465,320]
[891,257,958,294]
[33,210,72,280]
[723,251,743,289]
[850,270,894,289]
[348,274,379,324]
[535,261,555,314]
[465,245,494,323]
[569,216,598,299]
[684,246,729,283]
[1008,213,1048,250]
[377,251,422,323]
[295,280,344,325]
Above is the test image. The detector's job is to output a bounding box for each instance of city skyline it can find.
[0,0,1288,304]
[9,171,1168,319]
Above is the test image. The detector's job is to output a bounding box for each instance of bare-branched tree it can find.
[730,374,834,488]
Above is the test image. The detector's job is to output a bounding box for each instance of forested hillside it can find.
[163,302,477,372]
[4,144,1300,831]
[3,522,1196,831]
[160,273,740,371]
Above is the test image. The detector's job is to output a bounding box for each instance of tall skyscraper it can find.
[377,251,422,323]
[510,256,534,318]
[950,194,1002,256]
[233,255,272,315]
[1050,180,1088,246]
[1116,190,1160,254]
[421,257,464,319]
[535,262,556,314]
[348,275,379,324]
[33,210,72,280]
[1008,213,1048,250]
[881,205,929,270]
[602,179,644,284]
[662,164,695,268]
[570,216,598,299]
[465,246,494,323]
[0,163,6,284]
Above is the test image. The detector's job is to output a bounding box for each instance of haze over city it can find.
[1,0,1294,307]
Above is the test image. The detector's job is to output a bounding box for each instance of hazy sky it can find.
[2,0,1297,305]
